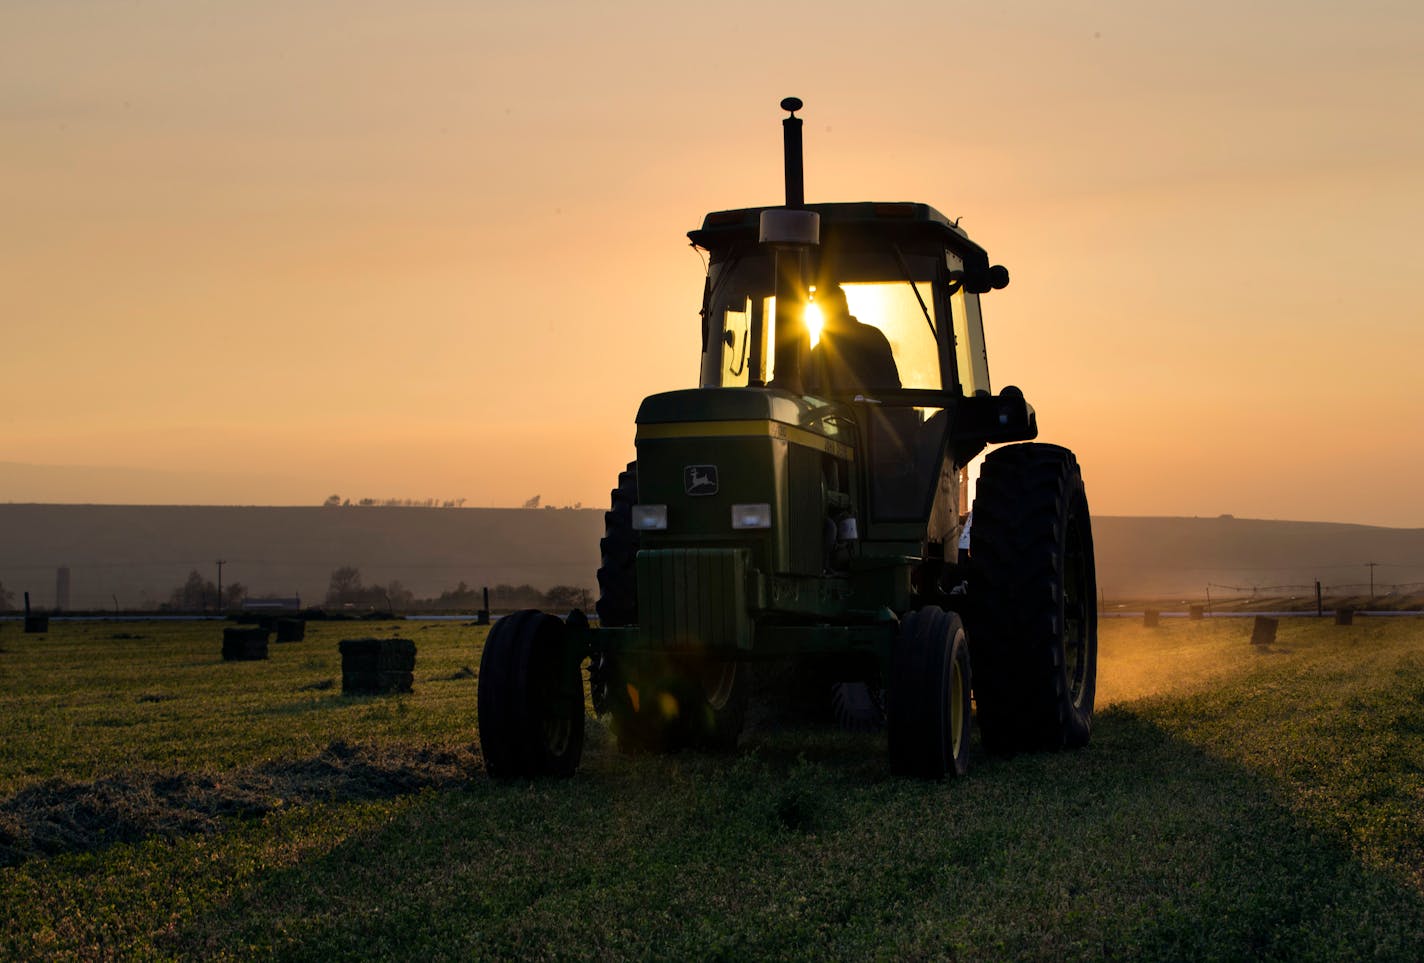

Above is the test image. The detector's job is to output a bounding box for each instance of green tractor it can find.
[478,98,1097,780]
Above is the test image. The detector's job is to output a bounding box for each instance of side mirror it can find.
[952,263,1011,295]
[952,385,1037,443]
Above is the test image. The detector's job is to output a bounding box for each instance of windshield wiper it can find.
[892,244,936,341]
[699,247,744,354]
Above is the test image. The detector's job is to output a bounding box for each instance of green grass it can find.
[0,620,482,792]
[1,616,1422,959]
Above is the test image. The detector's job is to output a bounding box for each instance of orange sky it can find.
[4,1,1423,525]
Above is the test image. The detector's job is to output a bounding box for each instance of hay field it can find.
[2,616,1422,958]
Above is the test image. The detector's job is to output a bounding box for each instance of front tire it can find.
[888,606,973,779]
[968,443,1098,752]
[477,610,585,779]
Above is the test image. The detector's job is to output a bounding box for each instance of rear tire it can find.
[968,443,1097,752]
[888,607,973,779]
[477,610,585,779]
[595,462,639,627]
[591,461,638,717]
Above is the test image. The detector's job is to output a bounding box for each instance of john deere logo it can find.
[684,465,719,496]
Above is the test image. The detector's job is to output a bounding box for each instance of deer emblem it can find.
[685,465,718,495]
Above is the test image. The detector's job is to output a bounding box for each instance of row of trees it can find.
[168,571,248,611]
[322,495,468,508]
[521,495,585,510]
[320,494,595,510]
[429,580,590,612]
[5,570,590,615]
[325,568,591,613]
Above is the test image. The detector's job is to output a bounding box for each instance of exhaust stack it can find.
[761,97,818,395]
[781,96,804,208]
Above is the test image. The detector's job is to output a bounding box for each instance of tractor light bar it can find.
[731,504,773,530]
[632,505,668,531]
[759,209,820,246]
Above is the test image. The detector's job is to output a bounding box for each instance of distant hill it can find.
[1092,515,1424,600]
[1,505,1421,610]
[0,505,604,611]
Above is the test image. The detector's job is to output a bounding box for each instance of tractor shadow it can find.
[165,707,1424,957]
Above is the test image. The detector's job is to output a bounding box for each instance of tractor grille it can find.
[637,548,751,651]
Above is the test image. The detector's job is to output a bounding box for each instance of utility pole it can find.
[216,559,226,611]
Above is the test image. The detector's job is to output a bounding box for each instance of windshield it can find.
[700,249,944,392]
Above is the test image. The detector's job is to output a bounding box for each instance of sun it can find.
[804,300,825,347]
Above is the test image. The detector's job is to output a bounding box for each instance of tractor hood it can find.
[636,387,842,438]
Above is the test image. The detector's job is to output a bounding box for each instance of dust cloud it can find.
[1095,619,1272,706]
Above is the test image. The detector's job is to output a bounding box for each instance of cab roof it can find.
[688,201,991,267]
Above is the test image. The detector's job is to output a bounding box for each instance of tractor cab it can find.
[685,201,1024,553]
[692,201,996,399]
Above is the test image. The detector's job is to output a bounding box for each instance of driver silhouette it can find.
[808,284,901,394]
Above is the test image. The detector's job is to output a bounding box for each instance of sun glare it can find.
[804,301,825,347]
[843,284,897,329]
[806,283,898,352]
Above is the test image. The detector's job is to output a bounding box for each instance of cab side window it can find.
[950,287,990,396]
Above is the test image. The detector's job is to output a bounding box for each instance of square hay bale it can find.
[24,615,49,634]
[1143,609,1160,628]
[222,626,270,661]
[275,618,306,643]
[339,638,416,694]
[1335,608,1354,626]
[1188,605,1205,620]
[1251,616,1278,647]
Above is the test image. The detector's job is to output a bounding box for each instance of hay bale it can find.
[1251,616,1278,647]
[24,616,49,634]
[338,638,382,657]
[1143,609,1160,628]
[339,638,417,694]
[1335,608,1354,626]
[222,626,270,661]
[1188,605,1205,620]
[275,618,306,643]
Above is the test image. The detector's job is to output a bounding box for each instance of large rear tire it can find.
[477,610,585,779]
[591,461,638,717]
[595,462,639,627]
[888,606,973,779]
[968,443,1097,752]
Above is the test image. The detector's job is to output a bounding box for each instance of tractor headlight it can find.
[632,504,668,531]
[731,503,773,530]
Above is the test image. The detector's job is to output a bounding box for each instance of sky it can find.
[3,0,1423,526]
